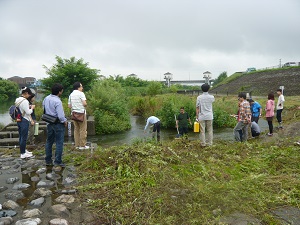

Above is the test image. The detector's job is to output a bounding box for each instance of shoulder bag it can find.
[41,108,59,124]
[71,110,85,122]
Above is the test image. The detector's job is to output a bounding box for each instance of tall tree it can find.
[42,56,100,97]
[0,79,19,100]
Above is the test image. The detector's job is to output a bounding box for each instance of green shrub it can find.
[87,80,131,134]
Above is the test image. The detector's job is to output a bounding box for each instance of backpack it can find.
[9,98,26,121]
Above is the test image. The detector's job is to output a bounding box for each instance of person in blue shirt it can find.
[42,83,67,167]
[144,116,161,141]
[249,99,262,123]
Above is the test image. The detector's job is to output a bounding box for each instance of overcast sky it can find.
[0,0,299,81]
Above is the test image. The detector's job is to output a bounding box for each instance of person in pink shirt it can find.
[265,93,275,136]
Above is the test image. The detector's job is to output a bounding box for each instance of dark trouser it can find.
[251,130,260,137]
[17,119,30,154]
[267,117,273,134]
[45,123,65,165]
[252,116,259,123]
[179,126,188,136]
[152,121,161,141]
[276,109,283,123]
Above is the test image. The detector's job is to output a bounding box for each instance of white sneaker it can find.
[20,152,34,159]
[78,146,90,150]
[25,150,33,155]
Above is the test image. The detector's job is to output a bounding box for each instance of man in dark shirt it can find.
[176,107,192,137]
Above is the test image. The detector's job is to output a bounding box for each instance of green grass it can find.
[73,135,300,224]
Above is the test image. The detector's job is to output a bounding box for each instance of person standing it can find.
[233,93,252,142]
[27,93,36,146]
[249,99,262,123]
[176,107,192,137]
[196,84,215,147]
[276,89,285,128]
[15,87,35,159]
[265,93,275,136]
[144,116,161,141]
[68,82,89,150]
[43,83,67,167]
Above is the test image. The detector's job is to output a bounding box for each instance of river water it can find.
[1,99,269,147]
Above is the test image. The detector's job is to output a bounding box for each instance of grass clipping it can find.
[76,139,300,224]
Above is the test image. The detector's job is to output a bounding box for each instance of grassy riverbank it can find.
[70,96,300,224]
[73,136,300,224]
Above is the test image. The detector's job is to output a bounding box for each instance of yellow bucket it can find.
[194,121,200,132]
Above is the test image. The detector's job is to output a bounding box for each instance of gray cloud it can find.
[0,0,299,80]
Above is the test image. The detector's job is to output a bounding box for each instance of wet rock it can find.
[55,195,75,204]
[2,200,20,210]
[36,180,55,188]
[0,210,17,218]
[0,216,13,224]
[13,164,20,169]
[6,169,19,174]
[272,206,300,225]
[0,157,14,162]
[52,166,62,172]
[219,212,261,225]
[1,166,11,170]
[21,169,34,175]
[31,176,41,182]
[49,218,69,225]
[29,197,45,207]
[46,173,61,181]
[63,176,77,186]
[33,188,52,197]
[4,191,24,200]
[48,204,70,217]
[0,186,8,193]
[35,168,46,174]
[15,218,42,225]
[60,189,77,194]
[66,166,76,172]
[22,208,43,218]
[12,183,31,190]
[6,177,19,184]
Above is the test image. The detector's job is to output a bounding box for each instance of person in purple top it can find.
[42,83,67,167]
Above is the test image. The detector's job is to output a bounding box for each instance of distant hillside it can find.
[211,67,300,96]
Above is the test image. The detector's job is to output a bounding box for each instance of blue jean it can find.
[17,119,30,154]
[45,123,65,165]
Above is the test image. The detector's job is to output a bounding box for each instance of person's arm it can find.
[56,102,67,123]
[68,95,72,109]
[82,99,87,107]
[144,119,150,133]
[22,101,33,115]
[81,93,87,107]
[176,119,179,128]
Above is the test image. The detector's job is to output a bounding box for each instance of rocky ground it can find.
[0,149,94,225]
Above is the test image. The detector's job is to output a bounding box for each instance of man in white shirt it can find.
[276,88,285,128]
[144,116,161,141]
[196,84,215,146]
[68,82,88,150]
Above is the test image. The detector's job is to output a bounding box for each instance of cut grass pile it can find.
[74,137,300,224]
